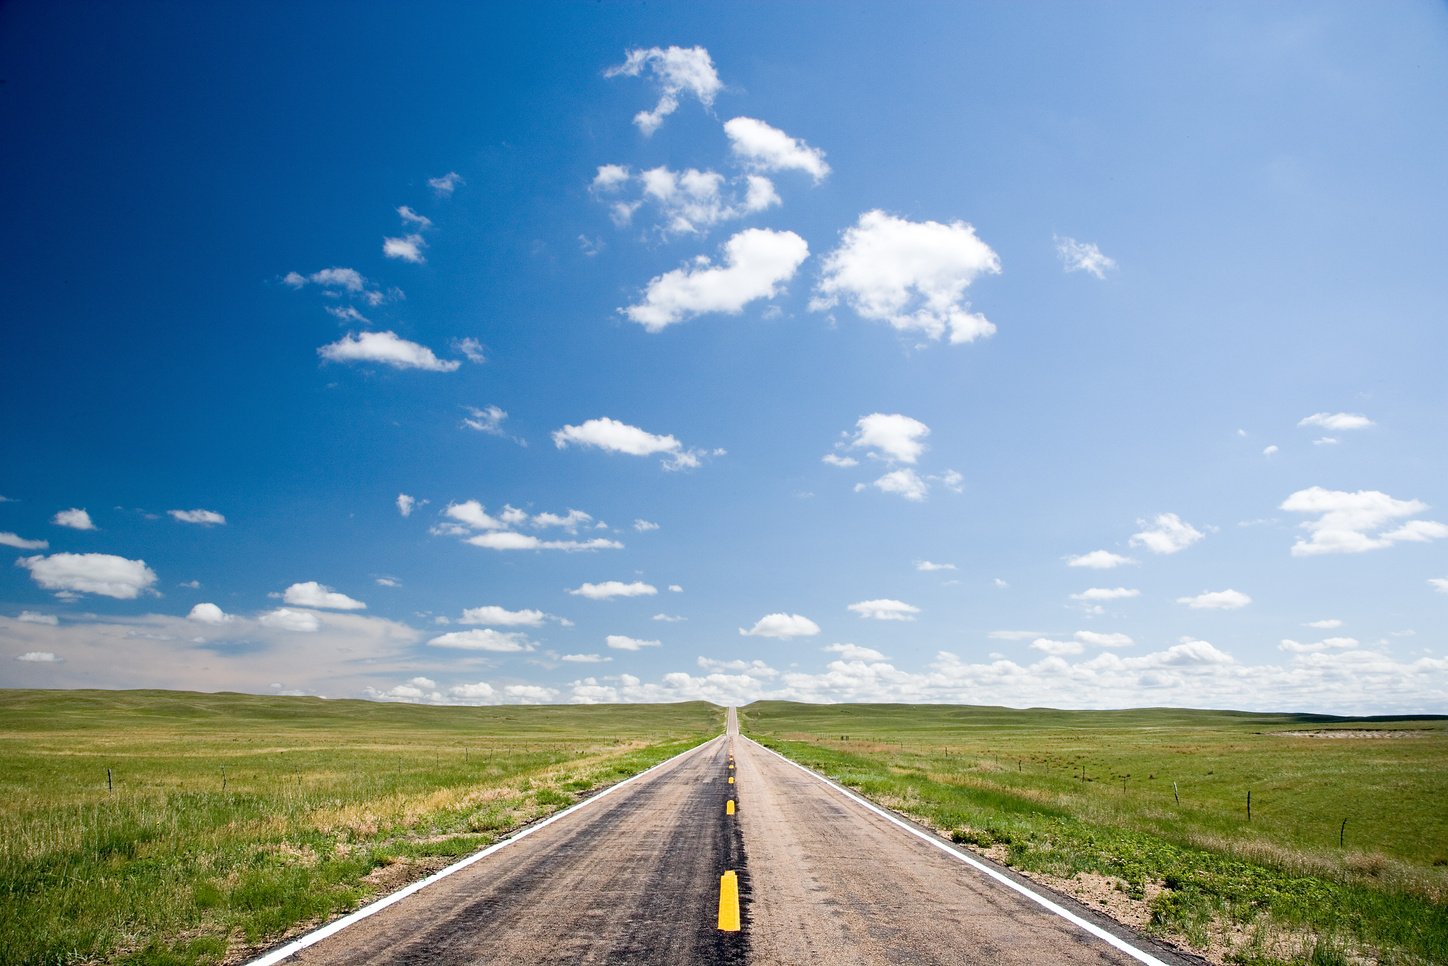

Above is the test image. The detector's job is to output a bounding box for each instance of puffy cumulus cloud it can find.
[869,468,928,502]
[1054,235,1117,279]
[561,653,611,664]
[462,405,509,436]
[1279,636,1359,654]
[284,266,367,294]
[1281,487,1448,556]
[382,233,427,264]
[624,228,809,332]
[187,603,231,624]
[435,500,621,553]
[1066,550,1135,570]
[653,613,686,623]
[1298,412,1374,431]
[606,635,661,651]
[502,684,560,704]
[1431,577,1448,594]
[824,643,887,661]
[1263,445,1280,457]
[1306,618,1344,629]
[634,519,660,532]
[811,210,1000,345]
[282,582,366,611]
[724,117,830,181]
[397,205,432,230]
[846,598,920,622]
[169,509,226,526]
[428,629,535,652]
[568,580,657,600]
[605,45,722,135]
[668,584,684,593]
[18,611,59,625]
[1031,637,1083,656]
[916,560,956,572]
[1074,630,1134,648]
[18,553,157,599]
[1130,513,1205,555]
[467,532,621,552]
[459,606,549,627]
[1177,589,1252,610]
[0,532,48,550]
[739,613,821,639]
[442,500,506,531]
[449,681,496,700]
[822,454,859,468]
[1069,587,1140,602]
[16,651,62,663]
[849,413,930,464]
[258,608,321,632]
[599,166,780,236]
[552,417,719,472]
[428,171,464,196]
[319,331,461,372]
[53,508,96,531]
[397,493,418,517]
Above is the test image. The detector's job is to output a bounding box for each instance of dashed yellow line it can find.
[726,799,735,816]
[717,870,741,932]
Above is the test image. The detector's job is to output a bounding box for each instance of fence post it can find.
[1340,818,1347,847]
[1247,790,1252,822]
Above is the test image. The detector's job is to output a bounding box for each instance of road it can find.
[258,707,1195,965]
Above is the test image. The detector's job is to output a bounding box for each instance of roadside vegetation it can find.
[742,702,1448,966]
[0,689,720,966]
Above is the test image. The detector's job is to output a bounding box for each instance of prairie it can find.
[741,702,1448,965]
[0,690,720,966]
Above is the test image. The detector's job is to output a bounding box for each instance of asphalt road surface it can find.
[260,708,1197,965]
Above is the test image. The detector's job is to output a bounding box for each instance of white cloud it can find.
[561,653,611,664]
[568,580,657,600]
[453,338,486,364]
[623,166,780,236]
[606,635,661,651]
[285,266,367,293]
[633,519,660,532]
[811,210,1000,344]
[53,508,96,531]
[1067,550,1135,569]
[449,682,495,700]
[1306,619,1344,629]
[0,532,48,550]
[1314,436,1339,446]
[468,532,621,553]
[1074,630,1134,648]
[1429,577,1448,594]
[1130,513,1205,555]
[1177,589,1253,610]
[624,228,809,331]
[428,629,535,652]
[187,603,231,624]
[18,553,156,599]
[382,233,427,264]
[739,613,821,639]
[723,117,830,181]
[605,45,722,135]
[1281,487,1448,556]
[668,584,683,593]
[1280,636,1359,654]
[444,500,505,531]
[397,493,417,517]
[652,613,686,623]
[592,164,631,191]
[1298,412,1374,431]
[169,509,226,526]
[849,412,929,464]
[1031,638,1083,656]
[18,612,58,625]
[824,643,887,661]
[428,171,464,196]
[1054,235,1116,279]
[504,684,559,704]
[462,405,509,436]
[258,608,320,633]
[847,598,920,621]
[397,205,432,229]
[871,468,928,502]
[1069,587,1140,602]
[16,651,62,663]
[821,453,859,468]
[459,605,548,627]
[916,560,956,572]
[282,582,366,611]
[318,331,460,372]
[375,576,400,587]
[1263,445,1279,457]
[552,417,716,472]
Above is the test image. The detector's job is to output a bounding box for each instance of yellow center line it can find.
[726,799,735,815]
[718,870,740,932]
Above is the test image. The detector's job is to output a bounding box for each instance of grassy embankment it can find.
[0,690,720,966]
[742,702,1448,966]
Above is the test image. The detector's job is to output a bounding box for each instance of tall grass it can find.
[742,702,1448,965]
[0,690,720,966]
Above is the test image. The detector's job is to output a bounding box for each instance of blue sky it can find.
[2,2,1446,713]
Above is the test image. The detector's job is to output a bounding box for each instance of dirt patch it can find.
[362,855,454,893]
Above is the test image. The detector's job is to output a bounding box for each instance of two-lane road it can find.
[260,710,1195,965]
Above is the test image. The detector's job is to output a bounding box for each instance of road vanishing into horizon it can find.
[258,707,1200,965]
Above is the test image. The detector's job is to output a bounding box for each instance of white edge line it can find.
[246,733,725,966]
[745,737,1171,966]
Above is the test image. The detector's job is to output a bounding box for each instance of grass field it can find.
[741,702,1448,965]
[0,690,721,966]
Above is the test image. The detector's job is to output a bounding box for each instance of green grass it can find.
[0,689,720,966]
[741,702,1448,965]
